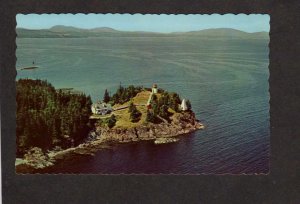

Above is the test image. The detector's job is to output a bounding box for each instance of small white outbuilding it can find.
[181,99,188,111]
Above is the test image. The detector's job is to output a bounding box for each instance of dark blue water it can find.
[16,36,269,174]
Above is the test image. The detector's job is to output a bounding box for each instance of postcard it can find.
[15,14,270,174]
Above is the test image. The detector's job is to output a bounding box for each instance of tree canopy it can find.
[16,79,92,156]
[110,84,142,105]
[146,91,182,123]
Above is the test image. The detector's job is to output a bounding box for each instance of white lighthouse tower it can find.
[152,83,158,94]
[181,99,188,111]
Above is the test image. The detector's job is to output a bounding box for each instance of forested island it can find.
[16,79,204,173]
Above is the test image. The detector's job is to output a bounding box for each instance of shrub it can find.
[107,114,117,128]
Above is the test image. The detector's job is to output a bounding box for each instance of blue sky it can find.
[17,14,269,33]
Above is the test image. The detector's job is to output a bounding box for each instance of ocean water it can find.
[16,36,270,174]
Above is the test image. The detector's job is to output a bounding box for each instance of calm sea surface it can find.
[16,36,270,174]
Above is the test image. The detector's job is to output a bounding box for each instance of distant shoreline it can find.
[16,27,269,39]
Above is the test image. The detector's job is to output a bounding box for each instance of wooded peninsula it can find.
[16,79,204,173]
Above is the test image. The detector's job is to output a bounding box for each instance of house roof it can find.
[92,102,112,109]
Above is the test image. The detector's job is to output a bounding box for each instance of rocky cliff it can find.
[93,111,204,143]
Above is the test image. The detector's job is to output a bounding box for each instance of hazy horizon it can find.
[17,14,270,33]
[17,25,269,34]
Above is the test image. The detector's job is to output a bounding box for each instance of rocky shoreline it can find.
[96,111,204,143]
[16,111,204,173]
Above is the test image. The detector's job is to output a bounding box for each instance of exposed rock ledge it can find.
[16,111,204,173]
[96,111,204,143]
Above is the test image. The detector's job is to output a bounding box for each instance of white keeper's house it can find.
[91,102,112,115]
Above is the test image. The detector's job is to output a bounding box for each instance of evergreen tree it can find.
[171,93,181,104]
[146,110,156,123]
[152,94,158,102]
[158,93,170,107]
[103,89,110,103]
[128,101,135,113]
[168,93,181,112]
[129,103,142,122]
[186,99,192,111]
[159,104,169,119]
[169,99,179,112]
[110,85,142,105]
[16,79,92,157]
[152,101,159,115]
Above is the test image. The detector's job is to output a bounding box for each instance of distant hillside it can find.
[49,25,117,33]
[49,25,86,32]
[173,28,269,39]
[187,28,248,36]
[16,26,269,39]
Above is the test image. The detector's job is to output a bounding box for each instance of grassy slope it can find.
[112,90,162,129]
[93,90,179,129]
